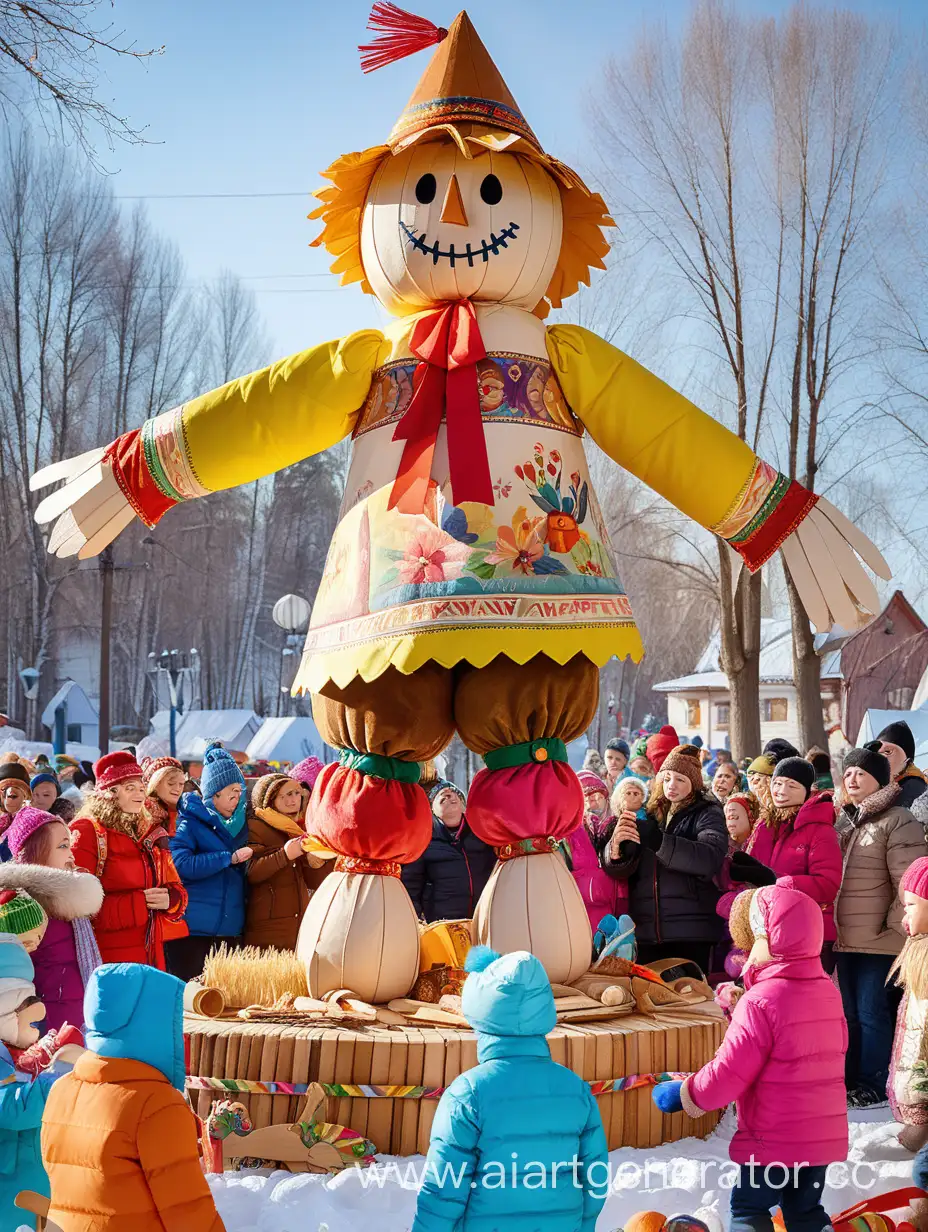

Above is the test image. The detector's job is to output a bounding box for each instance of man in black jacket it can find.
[402,781,497,922]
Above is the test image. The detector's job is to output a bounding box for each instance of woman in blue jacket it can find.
[168,743,253,981]
[413,945,608,1232]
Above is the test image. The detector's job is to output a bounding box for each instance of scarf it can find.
[72,916,102,990]
[767,802,801,838]
[388,300,493,514]
[255,806,305,840]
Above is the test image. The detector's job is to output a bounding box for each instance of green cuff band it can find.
[338,749,421,784]
[483,738,568,771]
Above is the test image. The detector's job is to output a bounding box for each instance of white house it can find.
[653,619,843,751]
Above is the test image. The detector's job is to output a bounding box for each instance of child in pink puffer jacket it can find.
[653,885,848,1232]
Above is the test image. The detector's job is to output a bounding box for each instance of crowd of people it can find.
[2,719,928,1229]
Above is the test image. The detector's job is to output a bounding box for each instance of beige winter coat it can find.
[834,783,926,955]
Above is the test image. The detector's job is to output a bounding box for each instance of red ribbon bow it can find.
[388,300,495,515]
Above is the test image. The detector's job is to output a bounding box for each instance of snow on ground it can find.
[206,1109,915,1232]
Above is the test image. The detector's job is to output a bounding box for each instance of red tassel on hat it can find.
[359,2,448,73]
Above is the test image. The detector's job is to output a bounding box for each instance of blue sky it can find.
[96,0,923,357]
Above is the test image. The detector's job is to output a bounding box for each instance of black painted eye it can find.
[415,173,437,204]
[480,174,503,205]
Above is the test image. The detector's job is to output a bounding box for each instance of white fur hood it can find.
[0,863,103,920]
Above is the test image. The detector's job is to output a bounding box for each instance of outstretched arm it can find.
[547,325,890,631]
[32,329,388,558]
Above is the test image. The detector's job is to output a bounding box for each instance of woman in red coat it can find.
[71,751,187,968]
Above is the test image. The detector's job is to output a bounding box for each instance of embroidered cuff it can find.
[680,1076,704,1119]
[712,459,818,572]
[104,408,211,530]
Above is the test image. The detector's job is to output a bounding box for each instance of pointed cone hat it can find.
[388,11,541,152]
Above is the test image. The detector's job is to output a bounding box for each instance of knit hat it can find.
[605,738,630,760]
[0,761,31,795]
[726,791,759,823]
[252,773,293,812]
[844,746,891,789]
[428,779,466,806]
[659,744,703,795]
[94,750,143,792]
[54,753,80,777]
[578,770,609,798]
[0,890,46,939]
[728,888,758,954]
[6,805,58,860]
[29,771,60,798]
[764,738,800,763]
[140,755,183,798]
[747,754,776,777]
[646,725,680,773]
[290,756,325,792]
[772,757,816,799]
[632,736,649,760]
[200,742,245,800]
[0,934,35,1041]
[901,856,928,903]
[873,720,916,763]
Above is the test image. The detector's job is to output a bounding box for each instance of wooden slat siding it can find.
[348,1033,375,1146]
[547,1027,568,1069]
[417,1029,446,1155]
[400,1029,425,1157]
[387,1030,410,1154]
[258,1032,282,1132]
[334,1031,357,1132]
[621,1018,640,1147]
[319,1028,342,1125]
[663,1019,682,1144]
[365,1030,394,1157]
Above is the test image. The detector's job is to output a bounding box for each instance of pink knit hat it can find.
[290,756,325,791]
[577,770,609,797]
[6,805,59,860]
[901,857,928,902]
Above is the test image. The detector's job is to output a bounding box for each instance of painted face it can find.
[2,784,29,816]
[903,890,928,938]
[158,769,186,808]
[10,996,45,1050]
[212,782,243,819]
[713,764,739,799]
[30,782,58,811]
[724,801,753,844]
[360,144,563,316]
[747,773,771,800]
[112,778,145,814]
[272,780,303,818]
[630,758,652,779]
[878,741,907,778]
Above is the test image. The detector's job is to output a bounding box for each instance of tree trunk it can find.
[786,570,826,753]
[717,547,763,761]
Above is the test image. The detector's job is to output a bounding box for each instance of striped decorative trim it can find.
[390,96,540,150]
[142,407,211,503]
[712,459,818,572]
[185,1071,692,1101]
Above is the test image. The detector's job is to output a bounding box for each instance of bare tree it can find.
[0,1,161,154]
[591,0,897,756]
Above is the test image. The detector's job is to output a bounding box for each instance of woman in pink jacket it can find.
[729,757,842,972]
[568,771,628,937]
[653,885,848,1232]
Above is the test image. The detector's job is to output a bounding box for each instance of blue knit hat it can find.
[428,779,466,807]
[605,738,630,759]
[29,771,60,796]
[200,742,245,800]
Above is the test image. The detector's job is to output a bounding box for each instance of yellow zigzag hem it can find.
[292,624,645,694]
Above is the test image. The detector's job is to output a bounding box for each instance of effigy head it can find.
[311,9,614,319]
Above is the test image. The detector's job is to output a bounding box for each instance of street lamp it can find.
[147,648,200,758]
[272,594,310,717]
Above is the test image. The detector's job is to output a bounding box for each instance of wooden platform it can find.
[185,1006,725,1155]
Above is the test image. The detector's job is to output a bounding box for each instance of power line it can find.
[115,191,310,200]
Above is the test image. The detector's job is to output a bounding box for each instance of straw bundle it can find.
[202,944,309,1008]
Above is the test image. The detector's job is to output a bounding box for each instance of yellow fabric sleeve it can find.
[181,330,389,493]
[546,324,756,531]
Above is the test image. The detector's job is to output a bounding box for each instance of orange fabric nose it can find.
[440,175,469,226]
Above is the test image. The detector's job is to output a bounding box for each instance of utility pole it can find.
[98,546,114,756]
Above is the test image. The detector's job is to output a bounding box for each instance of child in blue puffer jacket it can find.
[168,744,253,982]
[412,946,609,1232]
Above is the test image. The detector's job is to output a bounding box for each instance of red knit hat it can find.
[646,725,680,773]
[94,750,143,791]
[577,770,609,798]
[901,857,928,903]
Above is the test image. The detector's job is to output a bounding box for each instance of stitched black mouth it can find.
[400,220,520,267]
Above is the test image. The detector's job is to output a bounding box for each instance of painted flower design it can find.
[397,525,471,585]
[485,507,546,575]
